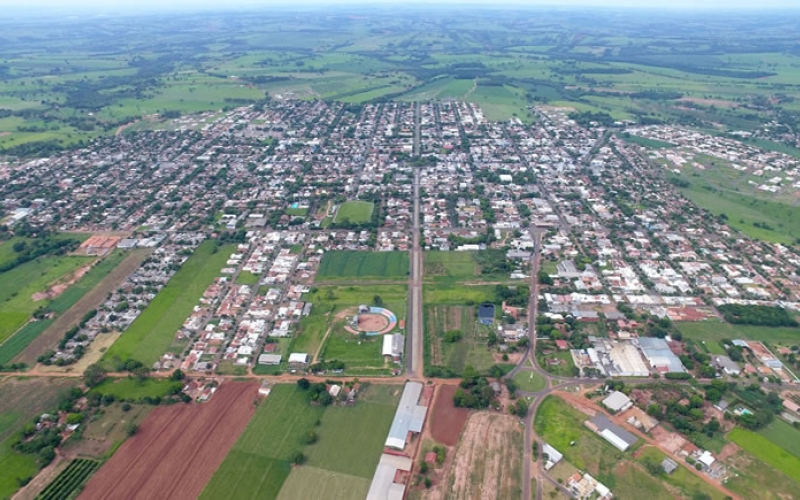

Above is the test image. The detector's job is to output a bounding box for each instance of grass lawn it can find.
[0,255,91,344]
[758,419,800,458]
[423,284,495,306]
[101,241,235,368]
[235,271,260,285]
[676,321,800,344]
[635,447,725,500]
[424,251,476,282]
[316,251,409,280]
[89,378,182,401]
[729,427,800,484]
[0,377,78,499]
[538,349,578,378]
[334,201,373,224]
[534,395,624,480]
[513,370,547,392]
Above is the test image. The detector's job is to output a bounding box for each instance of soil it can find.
[421,413,523,500]
[717,442,740,461]
[429,385,469,446]
[17,249,152,366]
[78,382,258,500]
[358,313,389,332]
[32,264,93,301]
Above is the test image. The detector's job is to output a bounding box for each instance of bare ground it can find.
[16,248,152,366]
[421,413,523,500]
[32,263,94,301]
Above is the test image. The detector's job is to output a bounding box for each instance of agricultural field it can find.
[728,427,800,484]
[676,321,800,344]
[757,419,800,458]
[724,446,800,500]
[37,458,100,500]
[0,377,78,499]
[316,251,409,281]
[82,382,258,500]
[333,201,373,224]
[292,284,406,375]
[202,383,399,500]
[101,241,235,369]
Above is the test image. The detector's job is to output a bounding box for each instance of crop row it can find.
[39,459,100,500]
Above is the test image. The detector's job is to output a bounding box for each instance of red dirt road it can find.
[79,382,258,500]
[430,385,469,446]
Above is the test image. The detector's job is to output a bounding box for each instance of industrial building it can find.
[366,454,412,500]
[385,381,427,450]
[637,337,686,373]
[586,414,638,452]
[602,391,633,413]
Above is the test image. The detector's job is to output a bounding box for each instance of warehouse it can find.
[637,337,686,373]
[586,414,638,452]
[385,381,427,450]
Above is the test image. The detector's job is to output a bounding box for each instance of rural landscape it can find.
[2,2,800,500]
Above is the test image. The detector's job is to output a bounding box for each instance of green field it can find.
[676,321,800,344]
[316,251,409,280]
[423,283,495,306]
[424,251,477,282]
[38,458,100,500]
[635,447,725,500]
[101,241,235,368]
[276,468,369,500]
[0,377,79,499]
[235,271,261,285]
[333,201,374,224]
[729,427,800,484]
[201,384,398,500]
[0,255,91,344]
[425,305,496,376]
[0,319,54,365]
[757,419,800,458]
[89,377,182,401]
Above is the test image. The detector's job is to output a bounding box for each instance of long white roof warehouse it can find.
[385,381,427,450]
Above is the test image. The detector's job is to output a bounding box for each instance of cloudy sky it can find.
[5,0,800,11]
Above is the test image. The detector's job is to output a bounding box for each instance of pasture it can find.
[757,419,800,458]
[316,251,409,280]
[334,201,374,224]
[101,241,235,368]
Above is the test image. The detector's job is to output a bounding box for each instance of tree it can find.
[297,378,310,390]
[83,363,107,388]
[291,451,306,465]
[444,330,462,343]
[305,430,318,444]
[513,399,529,418]
[372,295,383,307]
[170,369,185,381]
[125,422,138,437]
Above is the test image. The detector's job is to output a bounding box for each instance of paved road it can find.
[406,103,424,378]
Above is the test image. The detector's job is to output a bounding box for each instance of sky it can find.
[4,0,800,12]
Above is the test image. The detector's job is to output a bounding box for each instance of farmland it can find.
[81,382,258,500]
[728,427,800,484]
[202,384,399,500]
[333,201,374,224]
[38,459,100,500]
[757,419,800,458]
[0,377,78,499]
[101,241,235,369]
[316,251,409,280]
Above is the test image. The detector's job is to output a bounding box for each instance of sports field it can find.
[334,201,374,224]
[316,251,409,280]
[101,241,235,368]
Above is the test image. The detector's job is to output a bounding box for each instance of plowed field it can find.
[430,385,468,446]
[79,382,257,500]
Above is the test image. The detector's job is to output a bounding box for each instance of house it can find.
[556,339,569,350]
[713,355,741,376]
[661,458,678,475]
[288,352,310,370]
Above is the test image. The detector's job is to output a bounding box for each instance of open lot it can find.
[425,305,495,376]
[101,241,235,368]
[0,377,79,499]
[424,251,477,282]
[89,377,183,401]
[419,413,523,500]
[316,251,409,280]
[634,447,725,500]
[429,384,469,446]
[725,446,800,500]
[333,201,374,224]
[80,382,258,500]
